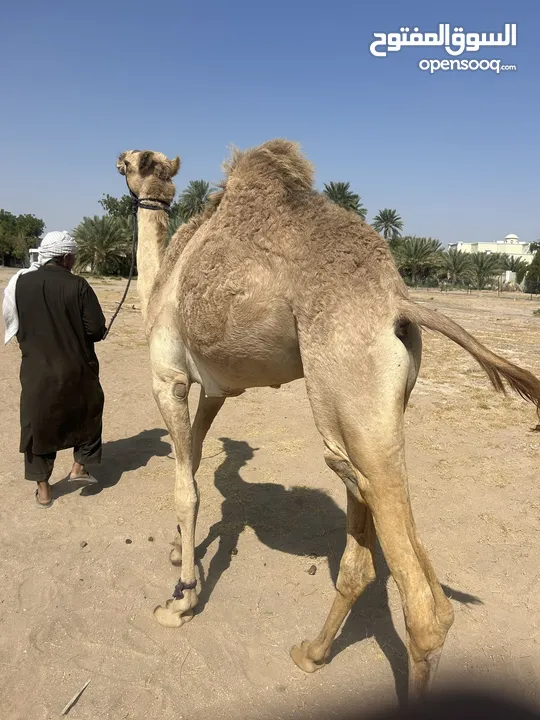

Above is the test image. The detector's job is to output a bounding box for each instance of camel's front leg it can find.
[169,387,225,567]
[151,369,199,628]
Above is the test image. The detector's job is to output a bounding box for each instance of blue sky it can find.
[1,0,538,245]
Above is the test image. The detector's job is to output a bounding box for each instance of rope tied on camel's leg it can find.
[172,578,197,600]
[172,526,197,599]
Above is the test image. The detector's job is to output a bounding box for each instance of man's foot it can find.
[35,481,53,508]
[70,461,86,478]
[69,462,98,484]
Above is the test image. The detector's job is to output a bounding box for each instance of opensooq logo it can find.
[369,23,517,58]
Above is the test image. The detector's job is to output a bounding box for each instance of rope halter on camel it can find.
[102,176,171,339]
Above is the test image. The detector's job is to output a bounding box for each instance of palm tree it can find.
[372,209,404,240]
[177,180,213,221]
[322,182,367,219]
[525,247,540,295]
[73,216,131,276]
[441,249,473,287]
[501,255,529,284]
[168,212,185,239]
[394,236,442,287]
[11,229,34,262]
[469,252,504,290]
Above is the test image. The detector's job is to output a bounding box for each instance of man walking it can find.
[3,231,107,507]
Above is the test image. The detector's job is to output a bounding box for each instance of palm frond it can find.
[372,209,404,240]
[469,252,504,290]
[177,180,213,221]
[73,216,132,276]
[323,181,367,219]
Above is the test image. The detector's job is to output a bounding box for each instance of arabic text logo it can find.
[369,24,517,58]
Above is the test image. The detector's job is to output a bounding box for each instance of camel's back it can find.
[175,140,406,366]
[177,186,402,344]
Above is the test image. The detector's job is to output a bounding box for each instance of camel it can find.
[115,140,540,698]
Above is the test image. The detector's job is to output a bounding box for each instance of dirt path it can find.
[1,269,539,719]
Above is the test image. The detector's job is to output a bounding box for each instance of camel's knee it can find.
[427,585,455,631]
[172,380,188,399]
[335,502,377,601]
[336,560,376,599]
[323,439,399,502]
[152,369,190,404]
[175,496,198,516]
[323,444,361,498]
[406,599,454,660]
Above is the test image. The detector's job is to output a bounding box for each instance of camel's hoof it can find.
[290,642,325,674]
[169,546,182,567]
[153,605,194,628]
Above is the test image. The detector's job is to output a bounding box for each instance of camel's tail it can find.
[398,300,540,414]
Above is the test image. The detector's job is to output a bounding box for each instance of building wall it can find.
[448,241,534,264]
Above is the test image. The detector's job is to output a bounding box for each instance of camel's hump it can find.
[221,138,315,195]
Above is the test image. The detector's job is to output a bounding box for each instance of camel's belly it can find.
[178,254,303,394]
[183,302,304,395]
[186,339,304,396]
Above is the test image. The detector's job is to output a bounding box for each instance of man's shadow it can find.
[196,437,482,703]
[52,428,171,498]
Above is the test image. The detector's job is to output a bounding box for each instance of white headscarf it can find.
[2,230,78,344]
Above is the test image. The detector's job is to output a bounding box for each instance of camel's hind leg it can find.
[192,387,226,475]
[170,387,225,567]
[291,484,375,672]
[294,326,453,697]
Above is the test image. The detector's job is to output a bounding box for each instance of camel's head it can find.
[116,150,181,204]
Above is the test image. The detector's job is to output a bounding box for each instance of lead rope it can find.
[103,186,170,339]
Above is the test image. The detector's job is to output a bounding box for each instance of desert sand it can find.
[1,267,539,719]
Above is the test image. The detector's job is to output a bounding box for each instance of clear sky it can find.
[1,0,538,245]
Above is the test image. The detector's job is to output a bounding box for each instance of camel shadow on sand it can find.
[195,437,483,703]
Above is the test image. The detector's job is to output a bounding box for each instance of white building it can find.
[448,234,534,265]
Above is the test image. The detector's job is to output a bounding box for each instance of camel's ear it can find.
[138,151,155,172]
[170,156,180,177]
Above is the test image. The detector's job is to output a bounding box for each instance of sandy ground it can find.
[0,267,539,719]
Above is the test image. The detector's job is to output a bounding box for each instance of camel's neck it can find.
[136,207,169,320]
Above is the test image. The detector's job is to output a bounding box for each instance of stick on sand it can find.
[61,679,91,716]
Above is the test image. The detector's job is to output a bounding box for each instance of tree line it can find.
[0,211,45,265]
[2,179,539,294]
[322,181,540,295]
[72,180,214,276]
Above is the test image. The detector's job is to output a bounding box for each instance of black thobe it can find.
[15,264,106,456]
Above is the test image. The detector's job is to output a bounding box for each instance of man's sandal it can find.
[68,473,99,484]
[35,489,53,509]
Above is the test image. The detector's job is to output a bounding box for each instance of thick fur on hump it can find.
[153,140,312,281]
[221,139,315,197]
